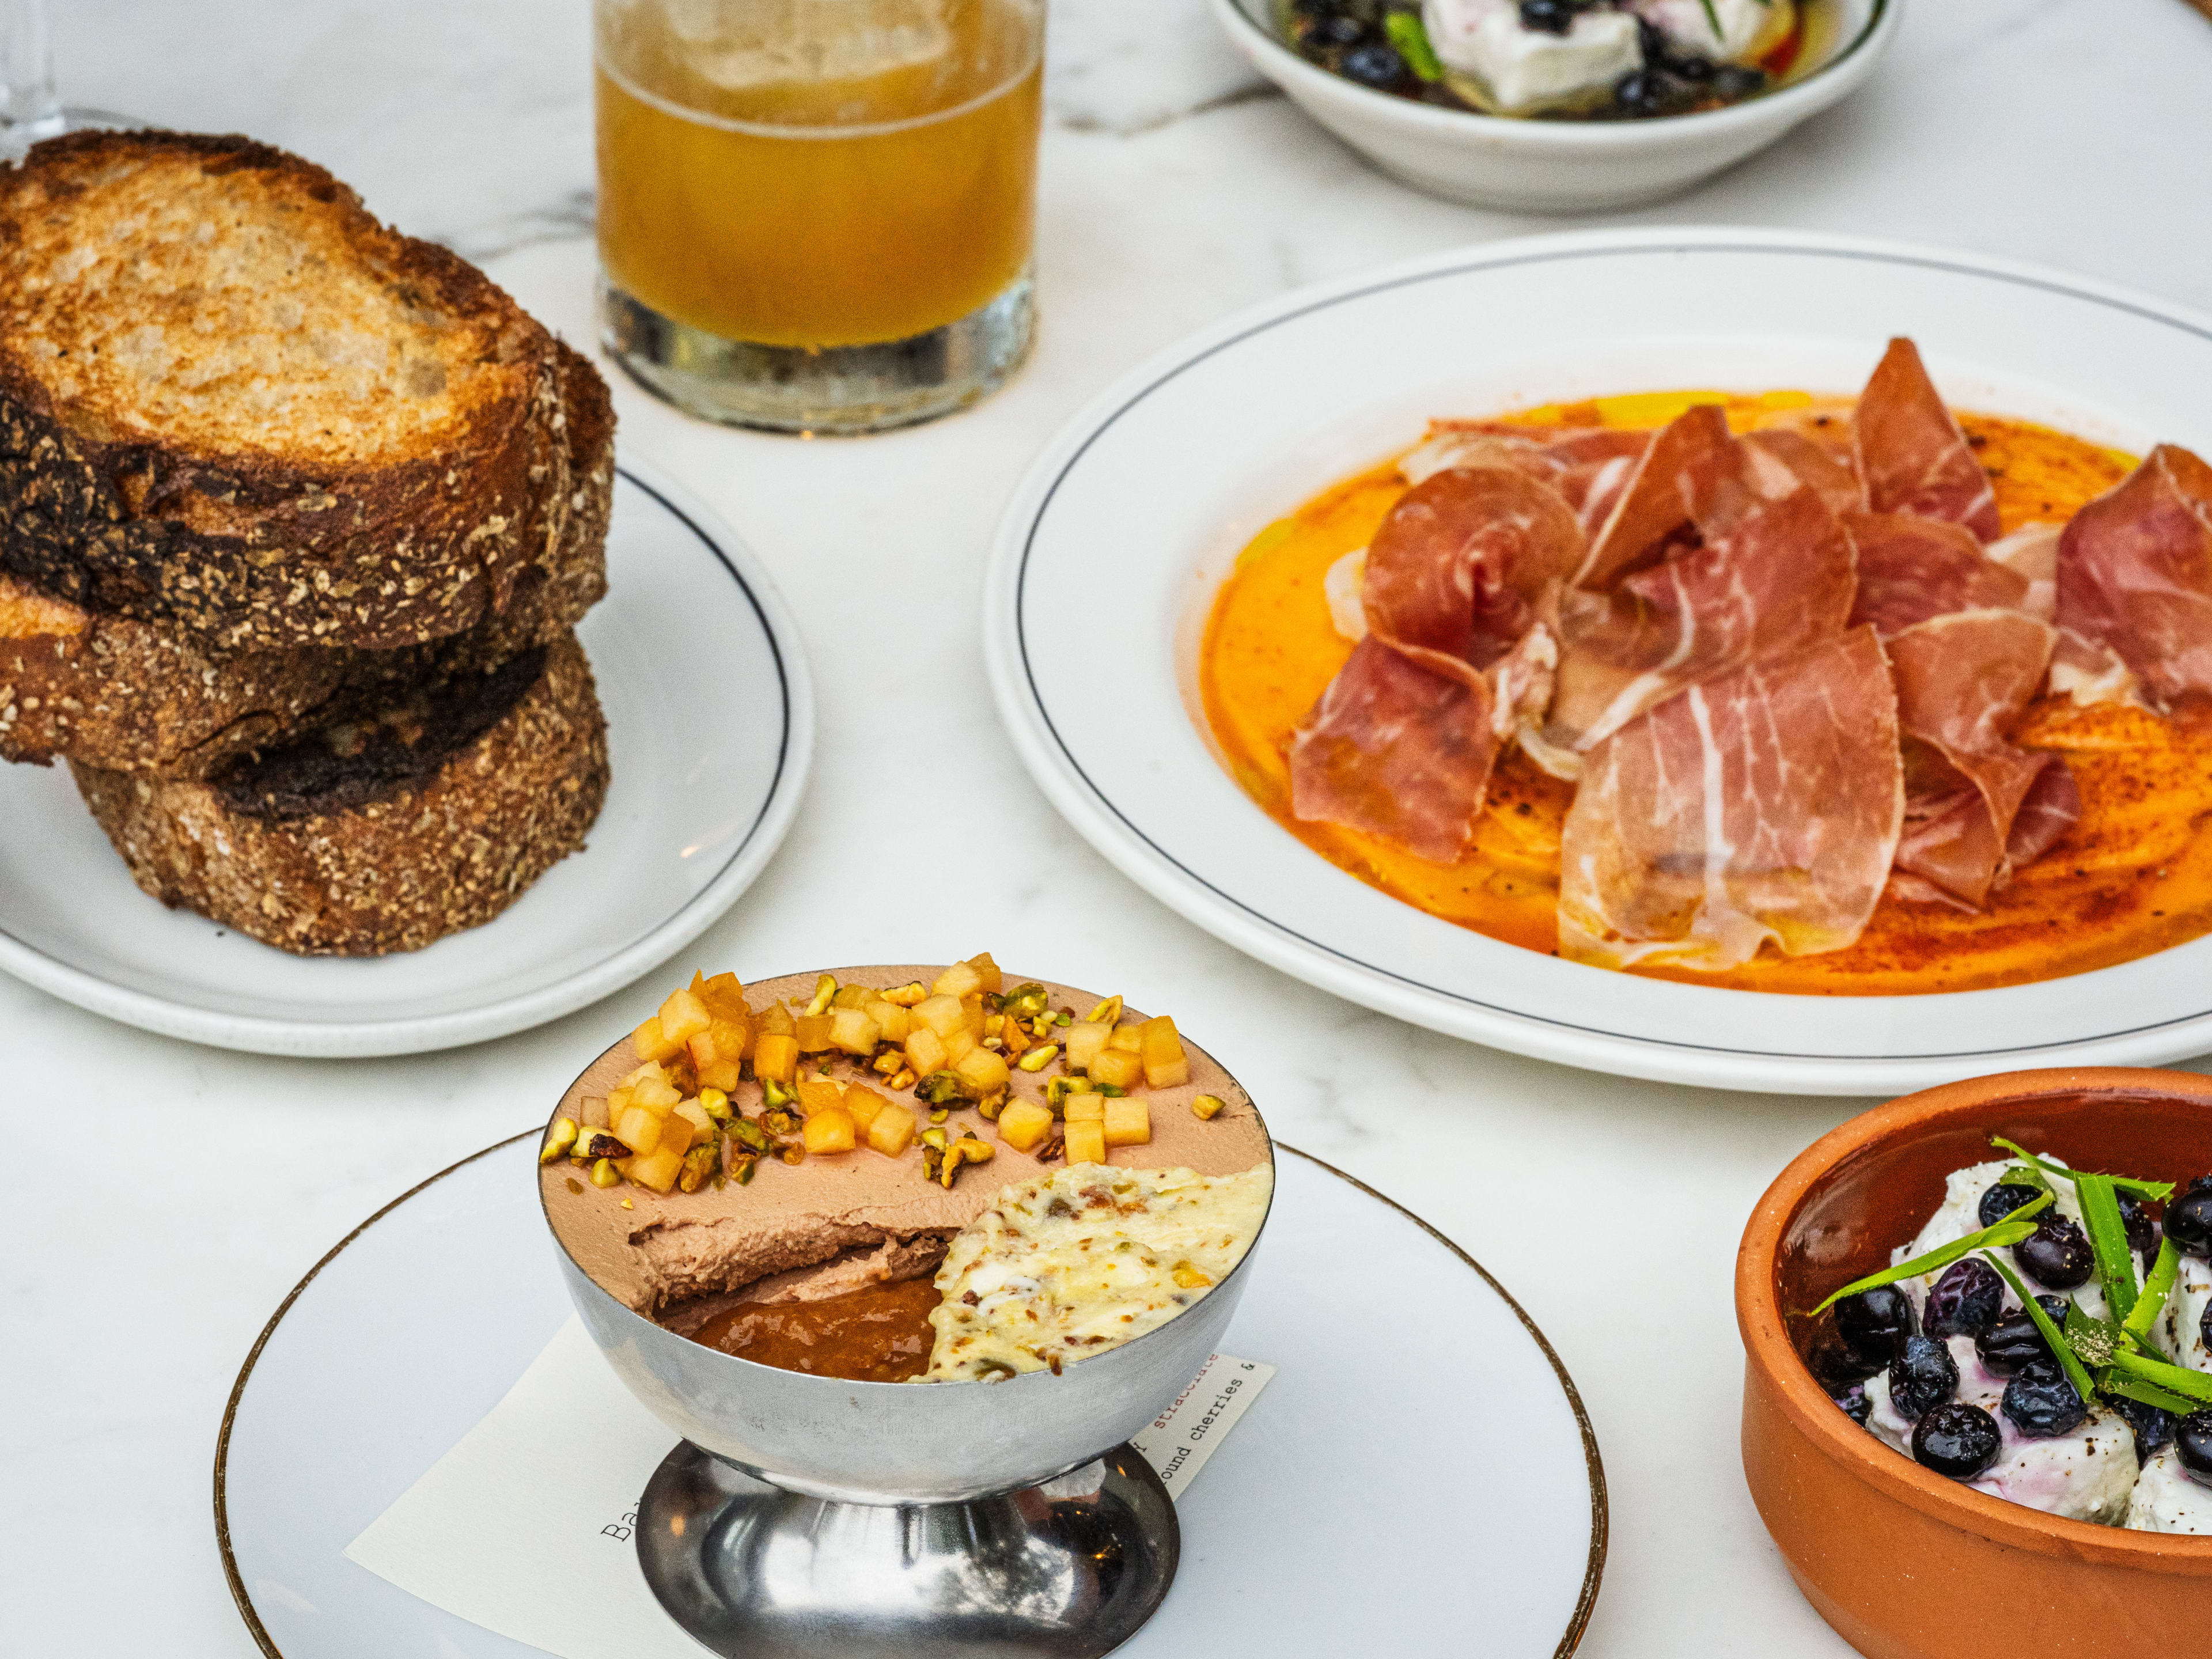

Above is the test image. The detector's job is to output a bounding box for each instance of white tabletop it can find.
[12,1,2212,1653]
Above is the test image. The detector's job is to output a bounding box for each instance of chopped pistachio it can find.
[921,1127,949,1151]
[679,1143,718,1194]
[698,1088,733,1122]
[804,974,838,1017]
[590,1157,622,1188]
[782,1146,805,1166]
[888,1068,917,1092]
[1191,1094,1226,1120]
[1094,1083,1126,1097]
[1040,1135,1065,1163]
[940,1141,968,1187]
[1001,982,1050,1018]
[957,1137,994,1163]
[1017,1044,1060,1073]
[730,1117,768,1151]
[872,1050,904,1075]
[930,1107,950,1124]
[881,980,927,1006]
[540,1118,579,1163]
[620,1198,634,1210]
[737,1157,757,1185]
[579,1130,628,1161]
[921,1146,944,1182]
[565,1177,585,1196]
[982,1036,1005,1051]
[761,1077,795,1109]
[984,1012,1006,1038]
[978,1092,1005,1120]
[1085,995,1124,1025]
[916,1070,965,1105]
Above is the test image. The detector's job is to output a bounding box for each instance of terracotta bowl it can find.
[1736,1067,2212,1659]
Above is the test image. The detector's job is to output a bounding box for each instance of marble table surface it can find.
[12,1,2212,1653]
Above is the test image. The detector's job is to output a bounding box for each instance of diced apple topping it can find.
[560,957,1232,1199]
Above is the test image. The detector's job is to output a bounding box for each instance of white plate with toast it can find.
[983,228,2212,1096]
[0,457,813,1056]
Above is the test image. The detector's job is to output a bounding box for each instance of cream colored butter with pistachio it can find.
[923,1163,1272,1381]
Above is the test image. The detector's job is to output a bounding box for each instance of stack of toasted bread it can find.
[0,131,615,956]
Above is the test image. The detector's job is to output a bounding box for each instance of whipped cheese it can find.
[923,1162,1271,1381]
[1629,0,1786,59]
[2127,1444,2212,1534]
[1892,1156,2114,1324]
[1423,0,1641,112]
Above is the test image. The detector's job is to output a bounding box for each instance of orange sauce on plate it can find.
[1198,391,2212,994]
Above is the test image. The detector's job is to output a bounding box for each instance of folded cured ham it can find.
[2056,445,2212,719]
[1279,334,2207,976]
[1557,628,1904,971]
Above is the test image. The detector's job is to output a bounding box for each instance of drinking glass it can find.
[1,0,131,157]
[594,0,1045,435]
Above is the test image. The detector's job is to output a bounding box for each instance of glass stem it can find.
[1,0,59,133]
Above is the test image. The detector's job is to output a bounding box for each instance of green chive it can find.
[1384,12,1444,82]
[2126,1240,2182,1344]
[1804,1191,2052,1316]
[2107,1347,2212,1408]
[1986,1253,2099,1404]
[2062,1301,2122,1370]
[2103,1374,2200,1415]
[2074,1173,2140,1327]
[1699,0,1724,38]
[1988,1138,2174,1202]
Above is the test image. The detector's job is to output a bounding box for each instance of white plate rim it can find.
[0,452,815,1058]
[981,225,2212,1094]
[212,1133,1608,1659]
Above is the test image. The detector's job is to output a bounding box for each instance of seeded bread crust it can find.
[0,339,614,775]
[0,130,577,652]
[73,632,610,956]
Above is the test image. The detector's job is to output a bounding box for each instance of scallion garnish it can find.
[1804,1190,2052,1316]
[2103,1374,2200,1415]
[1384,12,1444,82]
[1988,1137,2175,1203]
[2107,1347,2212,1408]
[2062,1301,2122,1369]
[2074,1172,2141,1326]
[2125,1240,2181,1344]
[1699,0,1725,39]
[1986,1252,2100,1404]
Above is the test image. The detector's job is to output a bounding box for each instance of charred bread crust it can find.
[0,130,574,652]
[73,632,610,957]
[0,339,612,776]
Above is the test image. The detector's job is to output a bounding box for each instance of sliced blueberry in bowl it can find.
[1912,1402,2003,1480]
[1888,1336,1960,1420]
[1923,1257,2003,1339]
[2002,1358,2086,1439]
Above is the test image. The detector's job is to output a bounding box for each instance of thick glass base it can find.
[636,1439,1178,1659]
[599,271,1035,436]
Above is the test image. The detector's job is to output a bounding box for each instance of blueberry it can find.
[1978,1181,2044,1229]
[2118,1192,2158,1257]
[2101,1389,2177,1464]
[2003,1358,2087,1438]
[2179,1411,2212,1489]
[1835,1285,1917,1368]
[1975,1295,2072,1375]
[1806,1332,1882,1389]
[1913,1402,2002,1479]
[2202,1296,2212,1354]
[2166,1178,2212,1259]
[1669,53,1715,82]
[1314,14,1368,48]
[1832,1381,1873,1426]
[1520,0,1576,34]
[2014,1214,2094,1290]
[1888,1335,1960,1420]
[1712,64,1767,99]
[1613,70,1662,112]
[1338,42,1406,88]
[1924,1257,2004,1339]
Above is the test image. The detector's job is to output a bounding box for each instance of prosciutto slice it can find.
[2054,444,2212,718]
[1574,404,1738,590]
[1403,421,1650,535]
[1546,463,1859,752]
[1885,610,2075,907]
[1743,429,1862,518]
[1844,512,2031,637]
[1558,627,1904,971]
[1289,466,1585,861]
[1854,339,2002,541]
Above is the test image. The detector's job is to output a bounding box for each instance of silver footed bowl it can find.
[541,971,1275,1506]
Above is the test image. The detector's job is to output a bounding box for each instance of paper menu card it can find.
[344,1317,1274,1659]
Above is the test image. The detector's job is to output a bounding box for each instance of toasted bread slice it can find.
[74,632,610,956]
[0,130,582,652]
[0,338,614,775]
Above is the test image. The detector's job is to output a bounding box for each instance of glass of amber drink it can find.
[594,0,1043,433]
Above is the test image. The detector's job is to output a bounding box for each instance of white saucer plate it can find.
[983,227,2212,1096]
[0,456,813,1056]
[217,1136,1604,1659]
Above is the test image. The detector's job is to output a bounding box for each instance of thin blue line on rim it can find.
[1010,238,2212,1063]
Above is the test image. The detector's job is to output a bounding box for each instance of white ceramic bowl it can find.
[1208,0,1902,213]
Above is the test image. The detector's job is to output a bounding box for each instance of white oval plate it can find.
[0,456,813,1056]
[983,228,2212,1095]
[216,1135,1604,1659]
